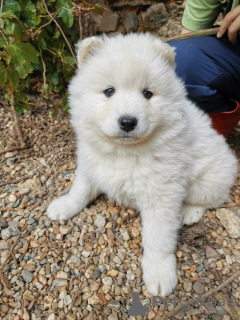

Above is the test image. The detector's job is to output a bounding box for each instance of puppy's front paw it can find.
[47,195,81,220]
[182,205,205,225]
[142,253,177,297]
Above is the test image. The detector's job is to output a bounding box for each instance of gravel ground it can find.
[0,99,240,320]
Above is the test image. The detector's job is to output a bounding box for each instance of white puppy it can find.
[47,33,238,296]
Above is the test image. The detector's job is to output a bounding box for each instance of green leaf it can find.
[0,37,7,48]
[35,2,46,14]
[6,43,39,65]
[50,71,59,85]
[0,18,4,28]
[63,100,69,113]
[82,1,104,15]
[15,91,28,102]
[14,23,22,42]
[7,65,19,88]
[56,0,72,11]
[19,0,33,11]
[3,0,21,13]
[15,62,33,78]
[15,103,24,114]
[4,19,15,35]
[58,8,74,27]
[0,11,18,19]
[38,36,47,50]
[0,62,7,87]
[53,29,60,39]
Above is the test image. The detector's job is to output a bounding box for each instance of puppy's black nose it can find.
[119,117,138,132]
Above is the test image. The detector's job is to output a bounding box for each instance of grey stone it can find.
[215,306,228,315]
[0,217,8,228]
[141,3,168,31]
[1,228,12,239]
[8,221,18,228]
[111,214,118,221]
[91,268,101,279]
[183,279,192,292]
[108,312,118,320]
[97,8,119,33]
[94,215,106,228]
[52,279,68,287]
[206,245,221,259]
[107,301,121,310]
[187,309,201,315]
[27,217,36,225]
[174,310,185,319]
[5,185,18,193]
[196,265,204,273]
[13,199,20,208]
[0,240,10,250]
[216,208,240,238]
[121,11,139,32]
[193,281,205,294]
[212,315,223,320]
[21,270,33,283]
[99,265,106,273]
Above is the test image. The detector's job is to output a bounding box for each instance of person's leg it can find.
[169,36,240,136]
[169,36,240,113]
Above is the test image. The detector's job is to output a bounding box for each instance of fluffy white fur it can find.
[47,33,238,296]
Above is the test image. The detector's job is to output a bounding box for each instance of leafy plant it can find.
[0,0,103,114]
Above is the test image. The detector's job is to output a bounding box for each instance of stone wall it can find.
[81,0,185,39]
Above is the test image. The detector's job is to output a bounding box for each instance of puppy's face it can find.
[69,34,185,145]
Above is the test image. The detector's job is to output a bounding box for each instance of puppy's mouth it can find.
[110,131,147,145]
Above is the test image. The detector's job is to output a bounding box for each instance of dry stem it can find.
[10,92,26,148]
[165,27,219,43]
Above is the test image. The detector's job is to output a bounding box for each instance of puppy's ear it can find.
[75,36,104,68]
[153,38,176,67]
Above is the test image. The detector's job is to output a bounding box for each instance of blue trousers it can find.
[169,36,240,113]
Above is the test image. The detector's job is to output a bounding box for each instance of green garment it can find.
[182,0,240,31]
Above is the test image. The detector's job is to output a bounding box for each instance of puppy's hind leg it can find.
[47,170,99,220]
[182,158,237,225]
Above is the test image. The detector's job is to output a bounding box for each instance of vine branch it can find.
[42,0,77,65]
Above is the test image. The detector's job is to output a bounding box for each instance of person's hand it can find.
[217,5,240,44]
[181,27,192,34]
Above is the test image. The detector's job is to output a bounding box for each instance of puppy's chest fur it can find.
[81,142,188,209]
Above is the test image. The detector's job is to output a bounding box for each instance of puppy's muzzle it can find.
[119,116,138,132]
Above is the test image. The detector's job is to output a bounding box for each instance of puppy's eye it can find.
[104,87,115,97]
[143,90,153,99]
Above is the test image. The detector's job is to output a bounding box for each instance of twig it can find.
[31,8,62,38]
[164,27,219,43]
[162,269,240,320]
[222,202,238,208]
[79,14,83,41]
[42,0,77,65]
[0,146,27,155]
[122,211,139,223]
[21,118,52,140]
[11,253,25,319]
[68,287,81,311]
[38,46,46,88]
[0,0,3,13]
[0,174,31,188]
[0,29,8,44]
[0,225,27,283]
[10,92,26,148]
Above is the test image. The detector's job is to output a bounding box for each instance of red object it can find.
[208,100,240,137]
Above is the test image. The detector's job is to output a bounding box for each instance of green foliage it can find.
[0,0,103,113]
